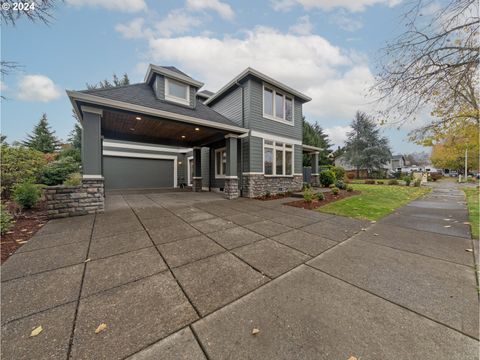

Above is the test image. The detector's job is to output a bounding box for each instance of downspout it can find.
[235,80,245,196]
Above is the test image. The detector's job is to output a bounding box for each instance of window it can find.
[263,85,294,124]
[263,140,294,176]
[215,148,226,178]
[263,87,273,116]
[165,78,190,105]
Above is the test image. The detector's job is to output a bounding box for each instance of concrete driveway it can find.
[1,185,478,359]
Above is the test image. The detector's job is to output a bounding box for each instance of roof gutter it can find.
[66,90,249,134]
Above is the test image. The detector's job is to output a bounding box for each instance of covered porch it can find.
[302,144,323,187]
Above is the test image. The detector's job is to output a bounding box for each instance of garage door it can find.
[103,156,175,190]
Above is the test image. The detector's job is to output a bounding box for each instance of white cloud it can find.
[324,125,352,147]
[155,9,203,37]
[115,18,147,39]
[0,81,7,92]
[270,0,401,12]
[289,15,314,35]
[330,10,363,31]
[138,26,374,122]
[17,75,62,102]
[186,0,235,20]
[66,0,146,12]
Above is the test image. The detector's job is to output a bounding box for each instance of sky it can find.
[1,0,433,154]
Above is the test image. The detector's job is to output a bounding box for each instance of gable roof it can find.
[197,89,215,99]
[205,67,312,106]
[144,64,204,88]
[70,83,244,130]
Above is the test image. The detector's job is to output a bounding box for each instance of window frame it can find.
[262,83,294,126]
[263,139,294,177]
[214,147,227,179]
[165,77,190,106]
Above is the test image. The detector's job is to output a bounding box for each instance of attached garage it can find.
[103,152,177,190]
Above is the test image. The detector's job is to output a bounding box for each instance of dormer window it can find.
[165,77,190,105]
[263,84,294,125]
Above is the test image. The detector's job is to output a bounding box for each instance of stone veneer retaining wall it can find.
[44,179,104,219]
[241,174,303,198]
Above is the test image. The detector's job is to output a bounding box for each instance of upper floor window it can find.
[263,84,294,124]
[165,78,190,105]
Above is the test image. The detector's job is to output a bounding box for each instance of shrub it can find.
[319,170,336,187]
[13,182,41,209]
[303,187,315,203]
[377,180,384,185]
[331,187,340,195]
[414,179,422,187]
[41,156,80,186]
[0,205,15,235]
[403,176,412,186]
[388,179,399,185]
[58,147,81,163]
[346,185,354,192]
[334,180,347,190]
[430,172,442,181]
[316,192,325,201]
[331,166,345,181]
[346,172,355,180]
[365,179,376,185]
[63,172,82,186]
[1,145,47,197]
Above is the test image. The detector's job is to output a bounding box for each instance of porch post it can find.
[224,135,239,199]
[311,152,320,187]
[192,147,202,192]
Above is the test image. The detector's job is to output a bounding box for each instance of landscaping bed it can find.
[255,192,292,201]
[1,201,48,264]
[286,190,360,210]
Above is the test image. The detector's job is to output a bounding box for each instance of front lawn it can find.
[463,187,479,239]
[318,184,431,221]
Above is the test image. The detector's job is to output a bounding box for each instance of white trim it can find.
[262,83,294,126]
[192,177,203,179]
[224,176,238,179]
[81,106,103,116]
[250,130,302,145]
[102,150,178,188]
[144,64,204,87]
[187,156,194,186]
[224,133,239,139]
[83,175,104,179]
[66,91,249,134]
[242,172,264,175]
[103,140,191,154]
[204,67,311,105]
[165,77,190,106]
[293,173,302,176]
[311,173,319,176]
[214,147,227,179]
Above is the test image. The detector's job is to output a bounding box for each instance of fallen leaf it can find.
[374,233,379,236]
[465,249,473,252]
[20,229,28,232]
[30,326,43,337]
[84,258,91,263]
[95,323,107,334]
[361,228,367,231]
[252,328,260,335]
[444,225,451,228]
[443,218,451,221]
[370,221,376,223]
[464,222,471,225]
[348,357,358,360]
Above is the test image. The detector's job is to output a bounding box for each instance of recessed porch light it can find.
[135,116,142,120]
[195,127,200,131]
[130,127,135,131]
[181,135,186,139]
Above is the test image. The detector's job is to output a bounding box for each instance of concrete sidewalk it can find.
[1,183,478,359]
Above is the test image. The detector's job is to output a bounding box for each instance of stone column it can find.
[192,147,202,192]
[80,106,105,208]
[311,152,320,187]
[224,135,239,199]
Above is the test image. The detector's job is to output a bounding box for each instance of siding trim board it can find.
[102,150,178,188]
[103,140,191,153]
[250,130,302,145]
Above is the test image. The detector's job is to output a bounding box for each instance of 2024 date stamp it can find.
[1,1,36,11]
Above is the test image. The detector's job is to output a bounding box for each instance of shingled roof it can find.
[79,83,240,128]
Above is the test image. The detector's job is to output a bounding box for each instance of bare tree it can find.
[0,0,58,26]
[372,0,479,138]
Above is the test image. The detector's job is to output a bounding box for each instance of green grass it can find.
[318,184,431,221]
[463,187,479,239]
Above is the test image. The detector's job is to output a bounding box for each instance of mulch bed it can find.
[285,190,361,210]
[255,193,292,201]
[1,201,48,264]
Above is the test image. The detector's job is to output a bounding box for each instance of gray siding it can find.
[241,137,250,173]
[82,111,102,176]
[210,87,243,126]
[246,78,302,140]
[248,136,264,173]
[294,144,303,174]
[201,147,210,188]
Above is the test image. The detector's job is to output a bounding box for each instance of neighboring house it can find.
[67,65,321,199]
[391,155,406,171]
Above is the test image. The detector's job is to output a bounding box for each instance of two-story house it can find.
[67,65,320,200]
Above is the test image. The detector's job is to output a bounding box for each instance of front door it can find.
[188,158,194,186]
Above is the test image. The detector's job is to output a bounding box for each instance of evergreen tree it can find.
[23,113,60,153]
[87,73,130,90]
[68,121,82,150]
[344,112,391,177]
[302,118,333,166]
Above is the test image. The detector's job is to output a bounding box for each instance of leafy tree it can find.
[372,0,479,140]
[87,73,130,90]
[303,119,333,166]
[23,113,60,153]
[344,112,392,178]
[405,152,430,166]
